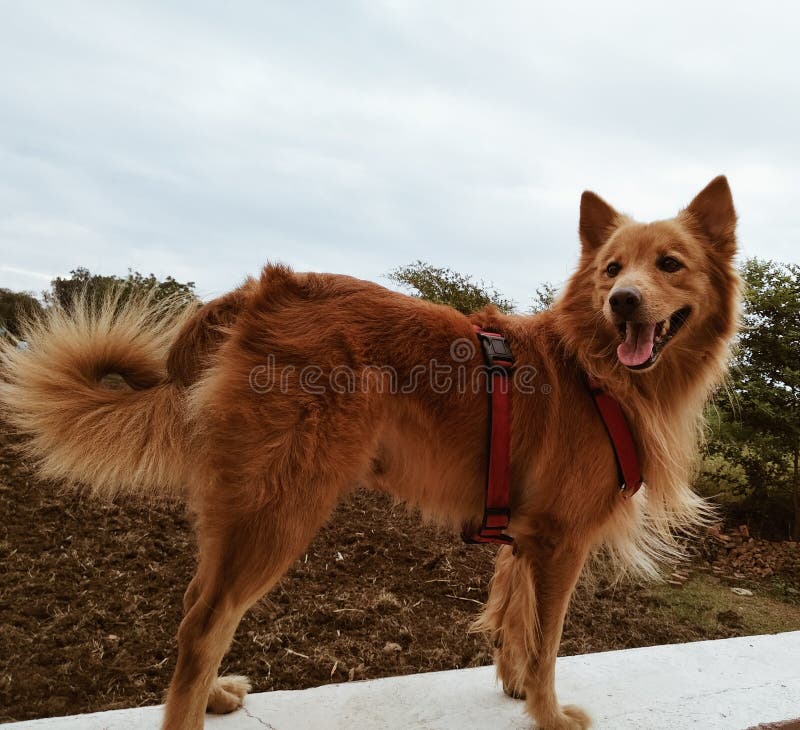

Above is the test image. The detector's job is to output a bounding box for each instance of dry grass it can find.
[643,573,800,636]
[2,427,798,722]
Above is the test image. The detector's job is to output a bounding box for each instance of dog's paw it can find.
[548,705,592,730]
[502,682,526,700]
[206,674,251,714]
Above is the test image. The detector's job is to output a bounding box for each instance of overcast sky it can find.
[1,1,798,308]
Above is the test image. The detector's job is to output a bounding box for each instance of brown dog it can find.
[0,177,739,729]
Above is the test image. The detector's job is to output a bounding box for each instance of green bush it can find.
[0,289,43,338]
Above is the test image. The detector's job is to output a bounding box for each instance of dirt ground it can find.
[2,428,799,722]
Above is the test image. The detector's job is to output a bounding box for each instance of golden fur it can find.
[0,177,740,729]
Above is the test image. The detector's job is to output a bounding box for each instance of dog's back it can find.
[167,280,256,387]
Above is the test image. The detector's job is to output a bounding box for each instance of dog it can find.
[0,176,740,729]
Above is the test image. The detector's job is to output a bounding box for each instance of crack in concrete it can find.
[242,704,278,730]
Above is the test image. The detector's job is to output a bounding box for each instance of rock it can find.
[730,587,753,596]
[716,609,744,629]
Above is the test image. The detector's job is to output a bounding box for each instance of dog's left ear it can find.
[683,175,737,257]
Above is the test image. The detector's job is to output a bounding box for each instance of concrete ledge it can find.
[6,632,800,729]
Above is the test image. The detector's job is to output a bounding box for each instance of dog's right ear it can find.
[579,191,621,252]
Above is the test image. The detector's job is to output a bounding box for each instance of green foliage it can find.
[0,289,43,338]
[388,261,514,315]
[708,258,800,538]
[531,282,558,313]
[1,269,198,341]
[44,267,198,312]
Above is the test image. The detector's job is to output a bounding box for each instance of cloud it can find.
[0,1,798,307]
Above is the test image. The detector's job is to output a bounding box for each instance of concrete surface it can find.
[6,632,800,729]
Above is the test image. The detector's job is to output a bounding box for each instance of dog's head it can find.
[567,176,739,373]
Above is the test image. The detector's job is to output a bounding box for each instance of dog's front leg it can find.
[522,535,591,730]
[483,534,591,730]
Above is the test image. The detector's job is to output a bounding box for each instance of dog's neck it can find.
[494,307,732,575]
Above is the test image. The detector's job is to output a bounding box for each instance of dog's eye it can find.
[659,256,683,273]
[606,262,621,277]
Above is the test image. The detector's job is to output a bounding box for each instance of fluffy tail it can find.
[0,291,197,501]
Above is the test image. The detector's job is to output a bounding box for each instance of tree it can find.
[388,261,514,315]
[45,268,198,312]
[531,283,557,313]
[710,258,800,539]
[0,289,43,338]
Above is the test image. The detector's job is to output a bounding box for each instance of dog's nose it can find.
[609,286,642,318]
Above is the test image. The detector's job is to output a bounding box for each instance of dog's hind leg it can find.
[161,483,341,730]
[179,574,248,714]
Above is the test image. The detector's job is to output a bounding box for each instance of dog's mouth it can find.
[615,307,691,371]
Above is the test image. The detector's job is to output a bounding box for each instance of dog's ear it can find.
[579,191,621,251]
[683,175,737,257]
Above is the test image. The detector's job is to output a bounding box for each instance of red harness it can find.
[587,377,645,499]
[462,328,644,546]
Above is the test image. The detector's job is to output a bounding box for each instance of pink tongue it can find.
[617,323,656,367]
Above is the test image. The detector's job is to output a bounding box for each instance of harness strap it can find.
[587,377,645,497]
[462,327,514,545]
[461,330,645,548]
